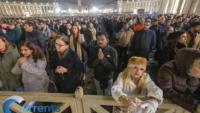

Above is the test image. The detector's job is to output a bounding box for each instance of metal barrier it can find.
[0,86,190,113]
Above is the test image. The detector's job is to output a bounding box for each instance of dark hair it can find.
[25,22,35,29]
[56,35,70,45]
[178,21,183,24]
[51,29,58,34]
[19,41,45,62]
[97,31,108,39]
[123,22,128,25]
[145,19,151,23]
[165,18,171,21]
[177,16,182,19]
[39,20,46,25]
[190,21,200,28]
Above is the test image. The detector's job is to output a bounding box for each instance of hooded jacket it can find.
[157,48,200,112]
[0,30,11,43]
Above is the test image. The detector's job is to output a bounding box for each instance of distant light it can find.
[6,1,8,3]
[21,2,23,4]
[28,2,30,4]
[47,3,49,4]
[14,1,16,3]
[56,8,61,12]
[41,3,43,4]
[35,3,36,4]
[150,11,152,14]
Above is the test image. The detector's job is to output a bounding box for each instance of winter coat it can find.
[80,28,93,46]
[89,28,96,41]
[0,30,11,43]
[11,55,49,92]
[94,23,101,34]
[25,29,46,53]
[0,43,23,90]
[117,28,134,47]
[186,31,200,49]
[130,29,156,60]
[88,45,117,82]
[157,48,200,112]
[70,34,87,62]
[154,35,168,60]
[133,24,143,33]
[48,36,56,52]
[6,27,21,46]
[158,43,186,68]
[112,72,163,113]
[51,48,82,93]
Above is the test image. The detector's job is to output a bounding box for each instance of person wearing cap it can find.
[80,22,93,57]
[6,22,21,47]
[157,48,200,113]
[159,31,187,68]
[48,29,58,60]
[186,22,200,49]
[112,56,163,113]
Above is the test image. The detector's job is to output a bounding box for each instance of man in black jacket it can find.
[80,22,93,57]
[130,19,156,60]
[24,22,46,53]
[89,31,117,96]
[150,19,160,49]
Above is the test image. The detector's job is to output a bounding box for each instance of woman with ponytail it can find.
[111,56,163,113]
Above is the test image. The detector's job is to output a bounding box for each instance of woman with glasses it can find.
[51,34,82,93]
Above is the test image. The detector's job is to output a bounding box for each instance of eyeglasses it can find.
[55,43,66,48]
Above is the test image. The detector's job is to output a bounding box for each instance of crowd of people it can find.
[0,13,200,113]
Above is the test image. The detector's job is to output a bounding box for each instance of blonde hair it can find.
[122,65,147,95]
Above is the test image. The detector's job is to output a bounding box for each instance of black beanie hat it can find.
[167,31,185,40]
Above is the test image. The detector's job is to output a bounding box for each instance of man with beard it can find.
[80,22,93,57]
[130,19,156,60]
[39,20,51,40]
[186,22,200,49]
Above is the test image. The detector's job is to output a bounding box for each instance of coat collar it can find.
[51,48,73,60]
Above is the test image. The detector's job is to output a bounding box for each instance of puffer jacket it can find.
[157,48,200,112]
[117,28,134,47]
[25,29,46,53]
[11,55,49,92]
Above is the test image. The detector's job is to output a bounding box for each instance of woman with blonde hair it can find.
[112,56,163,113]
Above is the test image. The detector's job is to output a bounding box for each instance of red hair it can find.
[0,36,9,53]
[72,24,80,47]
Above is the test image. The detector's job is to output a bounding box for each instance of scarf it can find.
[59,48,68,60]
[188,30,197,47]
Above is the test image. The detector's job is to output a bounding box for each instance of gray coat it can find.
[41,26,51,39]
[11,55,49,92]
